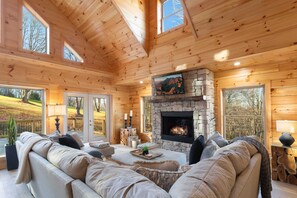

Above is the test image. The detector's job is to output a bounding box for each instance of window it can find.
[63,42,84,63]
[141,97,152,133]
[0,86,45,156]
[22,4,49,54]
[160,0,184,33]
[223,86,265,142]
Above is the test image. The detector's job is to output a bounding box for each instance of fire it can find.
[170,126,188,136]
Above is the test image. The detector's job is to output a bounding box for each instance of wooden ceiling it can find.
[48,0,297,85]
[49,0,148,68]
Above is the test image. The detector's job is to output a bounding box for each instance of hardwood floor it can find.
[0,169,296,198]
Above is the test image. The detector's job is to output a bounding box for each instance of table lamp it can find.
[48,104,66,133]
[276,120,297,147]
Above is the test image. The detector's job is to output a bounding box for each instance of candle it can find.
[130,110,133,117]
[124,113,127,120]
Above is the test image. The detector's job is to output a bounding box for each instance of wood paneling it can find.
[49,0,148,69]
[215,61,297,152]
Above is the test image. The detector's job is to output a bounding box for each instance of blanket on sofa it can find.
[16,132,47,184]
[231,136,272,198]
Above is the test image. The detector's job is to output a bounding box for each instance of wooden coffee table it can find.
[111,144,187,165]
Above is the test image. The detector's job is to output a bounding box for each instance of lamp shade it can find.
[276,120,297,133]
[48,104,66,117]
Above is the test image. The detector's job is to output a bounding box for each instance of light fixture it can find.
[139,80,144,84]
[276,120,297,147]
[48,104,67,134]
[214,49,230,62]
[234,61,241,66]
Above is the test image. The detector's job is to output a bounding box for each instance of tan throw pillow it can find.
[70,132,84,147]
[135,167,184,192]
[86,161,170,198]
[214,141,251,175]
[47,143,92,181]
[169,154,236,198]
[133,160,179,171]
[32,140,53,158]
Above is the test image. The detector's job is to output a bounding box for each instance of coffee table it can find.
[111,144,187,165]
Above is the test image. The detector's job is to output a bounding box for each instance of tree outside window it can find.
[142,97,152,133]
[223,86,265,142]
[64,42,83,63]
[22,5,48,54]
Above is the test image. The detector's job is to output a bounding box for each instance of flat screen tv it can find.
[153,73,185,96]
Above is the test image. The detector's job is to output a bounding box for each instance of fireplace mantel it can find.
[149,95,206,103]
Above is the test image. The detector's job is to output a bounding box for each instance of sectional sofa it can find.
[16,132,263,198]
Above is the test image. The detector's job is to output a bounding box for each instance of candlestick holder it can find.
[124,120,127,128]
[129,116,132,127]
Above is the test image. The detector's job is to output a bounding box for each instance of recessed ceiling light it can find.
[139,81,144,84]
[234,61,241,66]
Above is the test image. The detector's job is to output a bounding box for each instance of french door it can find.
[64,93,110,142]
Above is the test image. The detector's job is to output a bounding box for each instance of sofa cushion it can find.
[86,161,170,198]
[47,143,92,181]
[70,132,84,147]
[32,139,53,158]
[59,134,80,149]
[133,160,179,171]
[135,166,184,192]
[189,135,205,165]
[214,141,251,175]
[209,131,229,147]
[200,140,219,160]
[169,154,236,198]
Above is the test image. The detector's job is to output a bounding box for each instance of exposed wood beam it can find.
[181,0,198,40]
[0,48,115,79]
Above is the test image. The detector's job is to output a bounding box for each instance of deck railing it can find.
[0,119,42,137]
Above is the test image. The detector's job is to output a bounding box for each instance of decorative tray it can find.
[130,149,163,160]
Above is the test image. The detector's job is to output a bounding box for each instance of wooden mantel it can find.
[149,95,206,103]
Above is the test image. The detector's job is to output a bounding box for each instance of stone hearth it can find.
[151,69,215,159]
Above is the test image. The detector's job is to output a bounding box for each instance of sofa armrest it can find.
[72,179,102,198]
[230,153,262,198]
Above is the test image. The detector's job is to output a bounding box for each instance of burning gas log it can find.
[170,126,188,135]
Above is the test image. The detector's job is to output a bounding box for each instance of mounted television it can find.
[153,73,185,96]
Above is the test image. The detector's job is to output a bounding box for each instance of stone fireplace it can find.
[151,69,215,159]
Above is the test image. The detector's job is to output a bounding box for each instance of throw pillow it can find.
[135,167,184,192]
[208,131,229,147]
[133,160,180,171]
[189,135,205,165]
[70,132,84,147]
[200,140,219,160]
[87,150,102,159]
[59,134,80,149]
[48,131,61,143]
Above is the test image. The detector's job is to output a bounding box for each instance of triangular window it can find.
[63,42,84,63]
[22,3,49,54]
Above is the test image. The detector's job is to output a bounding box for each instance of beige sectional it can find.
[16,133,262,198]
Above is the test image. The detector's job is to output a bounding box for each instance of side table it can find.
[271,144,297,185]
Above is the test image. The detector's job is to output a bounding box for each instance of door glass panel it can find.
[92,97,106,139]
[67,96,84,140]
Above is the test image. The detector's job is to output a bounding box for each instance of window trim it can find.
[63,41,84,63]
[158,0,186,34]
[20,1,50,55]
[222,85,266,142]
[140,96,152,133]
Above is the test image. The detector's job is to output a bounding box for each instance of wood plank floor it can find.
[0,169,297,198]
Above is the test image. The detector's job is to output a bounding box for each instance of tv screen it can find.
[153,73,185,96]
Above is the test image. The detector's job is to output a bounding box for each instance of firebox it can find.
[161,111,194,143]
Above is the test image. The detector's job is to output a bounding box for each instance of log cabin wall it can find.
[0,0,130,144]
[129,83,152,142]
[215,61,297,152]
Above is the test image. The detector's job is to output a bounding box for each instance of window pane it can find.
[64,46,82,62]
[143,97,152,133]
[67,97,84,141]
[0,88,43,156]
[163,11,184,32]
[163,0,183,17]
[92,97,106,138]
[22,6,47,54]
[223,87,265,142]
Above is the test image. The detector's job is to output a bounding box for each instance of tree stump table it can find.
[271,144,297,185]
